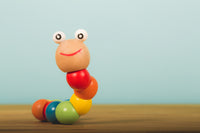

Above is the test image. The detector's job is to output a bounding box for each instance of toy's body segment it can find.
[32,29,98,124]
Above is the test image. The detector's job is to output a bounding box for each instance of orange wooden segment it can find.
[74,76,98,100]
[32,99,49,121]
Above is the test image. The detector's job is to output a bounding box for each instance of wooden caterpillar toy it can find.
[32,29,98,124]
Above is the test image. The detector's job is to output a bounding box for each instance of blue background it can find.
[0,0,200,104]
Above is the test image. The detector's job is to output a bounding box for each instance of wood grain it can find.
[0,105,200,133]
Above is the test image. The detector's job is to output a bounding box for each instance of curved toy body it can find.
[32,29,98,124]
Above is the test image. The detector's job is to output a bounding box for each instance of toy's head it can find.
[53,29,90,73]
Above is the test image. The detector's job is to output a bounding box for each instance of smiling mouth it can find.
[60,49,82,56]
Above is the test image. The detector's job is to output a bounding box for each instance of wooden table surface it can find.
[0,105,200,133]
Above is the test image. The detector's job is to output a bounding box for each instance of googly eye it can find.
[75,29,88,41]
[53,31,66,43]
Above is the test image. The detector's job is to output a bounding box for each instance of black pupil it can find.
[78,33,84,39]
[56,34,62,40]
